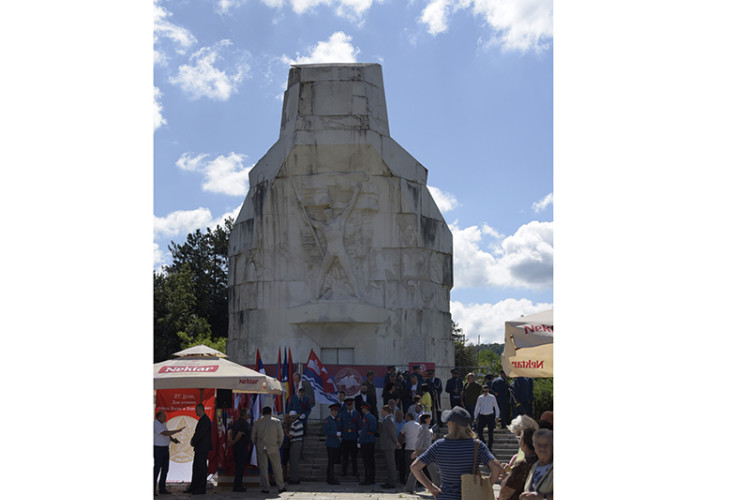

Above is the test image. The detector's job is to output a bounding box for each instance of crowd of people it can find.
[154,367,552,499]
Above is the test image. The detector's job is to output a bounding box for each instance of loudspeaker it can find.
[216,389,233,408]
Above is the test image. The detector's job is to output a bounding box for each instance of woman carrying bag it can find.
[409,406,502,499]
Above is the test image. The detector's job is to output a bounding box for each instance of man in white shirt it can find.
[473,384,501,450]
[154,411,184,495]
[399,412,421,484]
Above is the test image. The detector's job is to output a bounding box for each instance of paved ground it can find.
[157,480,502,499]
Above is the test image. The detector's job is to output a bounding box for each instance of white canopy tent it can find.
[154,345,283,394]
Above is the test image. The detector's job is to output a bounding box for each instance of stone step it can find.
[293,423,520,483]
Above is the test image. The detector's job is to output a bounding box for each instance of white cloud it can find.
[154,2,197,57]
[282,31,360,65]
[216,0,248,15]
[154,207,215,239]
[154,86,167,131]
[419,0,552,52]
[170,41,250,101]
[176,152,252,196]
[154,206,242,240]
[451,298,552,344]
[154,243,168,270]
[532,192,553,213]
[452,220,553,289]
[427,185,459,213]
[420,0,452,35]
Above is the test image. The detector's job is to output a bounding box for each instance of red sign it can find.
[158,365,220,374]
[511,360,545,369]
[522,324,553,334]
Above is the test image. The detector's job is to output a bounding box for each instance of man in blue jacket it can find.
[358,403,377,485]
[323,403,342,485]
[339,397,360,478]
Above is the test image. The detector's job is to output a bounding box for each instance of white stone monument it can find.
[227,63,454,391]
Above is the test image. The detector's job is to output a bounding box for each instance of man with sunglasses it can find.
[473,384,500,451]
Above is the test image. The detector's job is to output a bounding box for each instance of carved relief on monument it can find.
[289,173,371,303]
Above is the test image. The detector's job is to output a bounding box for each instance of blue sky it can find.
[153,0,553,345]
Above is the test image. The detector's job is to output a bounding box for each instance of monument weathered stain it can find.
[227,64,454,385]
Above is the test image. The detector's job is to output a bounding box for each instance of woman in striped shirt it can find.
[410,406,502,499]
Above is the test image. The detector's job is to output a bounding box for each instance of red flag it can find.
[274,348,283,414]
[287,347,296,401]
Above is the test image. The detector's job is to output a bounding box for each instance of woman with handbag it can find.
[410,406,502,499]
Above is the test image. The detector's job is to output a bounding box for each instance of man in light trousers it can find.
[250,406,287,494]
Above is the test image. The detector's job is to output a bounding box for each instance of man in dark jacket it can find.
[491,371,510,428]
[186,403,212,494]
[228,408,250,492]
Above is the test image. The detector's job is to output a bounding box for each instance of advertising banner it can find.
[155,389,215,483]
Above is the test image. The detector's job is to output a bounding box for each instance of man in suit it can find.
[491,371,511,428]
[425,368,443,413]
[250,406,287,495]
[354,383,375,416]
[379,405,400,489]
[186,403,212,495]
[445,368,463,410]
[511,377,534,418]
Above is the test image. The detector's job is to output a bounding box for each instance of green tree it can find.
[163,218,233,339]
[452,321,474,377]
[154,264,213,361]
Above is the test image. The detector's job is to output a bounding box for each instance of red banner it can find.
[155,389,216,482]
[409,362,435,379]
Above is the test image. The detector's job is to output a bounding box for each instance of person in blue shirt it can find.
[339,398,360,478]
[410,406,502,500]
[358,403,378,485]
[323,403,343,485]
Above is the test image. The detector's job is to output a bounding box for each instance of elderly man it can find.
[521,429,553,499]
[154,411,184,496]
[379,405,400,489]
[185,404,212,495]
[250,407,287,495]
[287,410,305,484]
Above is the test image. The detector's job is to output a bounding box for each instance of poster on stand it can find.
[155,389,215,483]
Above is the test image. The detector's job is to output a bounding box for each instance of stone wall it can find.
[227,64,454,383]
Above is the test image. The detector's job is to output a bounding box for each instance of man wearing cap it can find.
[379,405,400,488]
[425,368,442,414]
[250,406,286,495]
[445,369,463,410]
[323,403,342,485]
[461,373,482,420]
[491,371,511,428]
[339,397,360,477]
[358,403,377,485]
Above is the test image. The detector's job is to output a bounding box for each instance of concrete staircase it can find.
[295,422,518,484]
